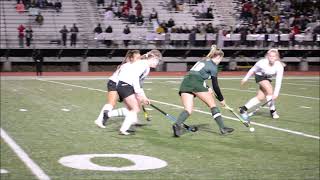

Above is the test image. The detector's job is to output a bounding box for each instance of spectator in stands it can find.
[149,8,158,23]
[136,15,144,26]
[122,2,130,18]
[16,1,25,13]
[170,0,177,11]
[54,0,62,12]
[128,10,136,24]
[93,23,103,46]
[25,26,33,47]
[206,5,214,19]
[123,25,131,46]
[59,25,68,46]
[97,0,105,7]
[167,18,175,29]
[70,24,79,47]
[105,25,113,47]
[28,5,40,16]
[104,7,114,25]
[290,25,300,46]
[134,0,142,17]
[156,24,165,34]
[17,24,25,48]
[206,23,215,33]
[35,13,44,25]
[94,23,103,34]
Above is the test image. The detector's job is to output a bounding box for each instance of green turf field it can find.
[1,76,319,180]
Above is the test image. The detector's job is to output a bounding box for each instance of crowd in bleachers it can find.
[6,0,320,48]
[16,0,62,13]
[232,0,320,46]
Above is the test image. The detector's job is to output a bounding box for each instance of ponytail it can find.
[206,45,224,59]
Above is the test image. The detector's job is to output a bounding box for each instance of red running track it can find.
[0,71,319,76]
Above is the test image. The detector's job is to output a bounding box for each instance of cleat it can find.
[102,110,109,125]
[239,106,247,114]
[220,127,234,135]
[95,119,106,128]
[119,131,130,135]
[271,111,279,119]
[172,123,182,137]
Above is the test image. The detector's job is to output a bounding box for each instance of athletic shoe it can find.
[119,130,130,135]
[239,106,247,114]
[172,123,182,137]
[271,111,280,119]
[102,110,109,125]
[94,119,106,128]
[220,127,234,135]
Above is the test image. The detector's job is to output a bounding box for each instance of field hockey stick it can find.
[142,105,152,121]
[149,104,198,132]
[248,100,272,117]
[224,104,250,127]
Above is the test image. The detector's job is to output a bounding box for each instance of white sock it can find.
[96,104,113,121]
[266,95,276,111]
[108,108,129,117]
[245,97,261,110]
[120,111,137,132]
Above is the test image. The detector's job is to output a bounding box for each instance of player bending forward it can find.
[173,45,234,137]
[239,48,284,119]
[114,50,162,135]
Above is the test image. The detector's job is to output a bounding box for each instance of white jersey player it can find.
[95,50,141,128]
[101,50,162,135]
[240,48,284,119]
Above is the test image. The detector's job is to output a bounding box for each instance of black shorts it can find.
[107,80,117,92]
[255,74,272,83]
[117,81,135,102]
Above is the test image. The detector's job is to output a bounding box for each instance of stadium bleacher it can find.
[0,0,319,72]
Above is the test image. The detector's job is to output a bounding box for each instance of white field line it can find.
[0,128,50,180]
[2,76,320,81]
[38,79,319,140]
[283,83,319,87]
[221,87,319,100]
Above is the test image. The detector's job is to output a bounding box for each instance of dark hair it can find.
[117,50,140,69]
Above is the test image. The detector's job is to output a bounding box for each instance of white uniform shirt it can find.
[109,68,121,83]
[117,60,150,95]
[243,58,284,97]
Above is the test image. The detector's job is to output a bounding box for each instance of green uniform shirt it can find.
[189,59,218,80]
[179,59,218,93]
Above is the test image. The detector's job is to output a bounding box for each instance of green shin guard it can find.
[176,110,190,125]
[211,107,225,129]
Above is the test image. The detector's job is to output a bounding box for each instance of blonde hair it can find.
[266,48,286,67]
[206,45,224,59]
[266,48,280,61]
[141,49,162,61]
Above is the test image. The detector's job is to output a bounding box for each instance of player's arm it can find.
[273,63,284,99]
[211,76,224,103]
[241,62,259,85]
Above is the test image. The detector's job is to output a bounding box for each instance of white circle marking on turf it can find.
[58,154,167,171]
[61,108,70,112]
[19,109,28,112]
[0,169,9,174]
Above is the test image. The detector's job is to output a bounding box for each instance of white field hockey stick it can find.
[248,100,272,117]
[224,104,250,127]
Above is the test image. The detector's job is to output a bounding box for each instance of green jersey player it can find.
[173,45,234,137]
